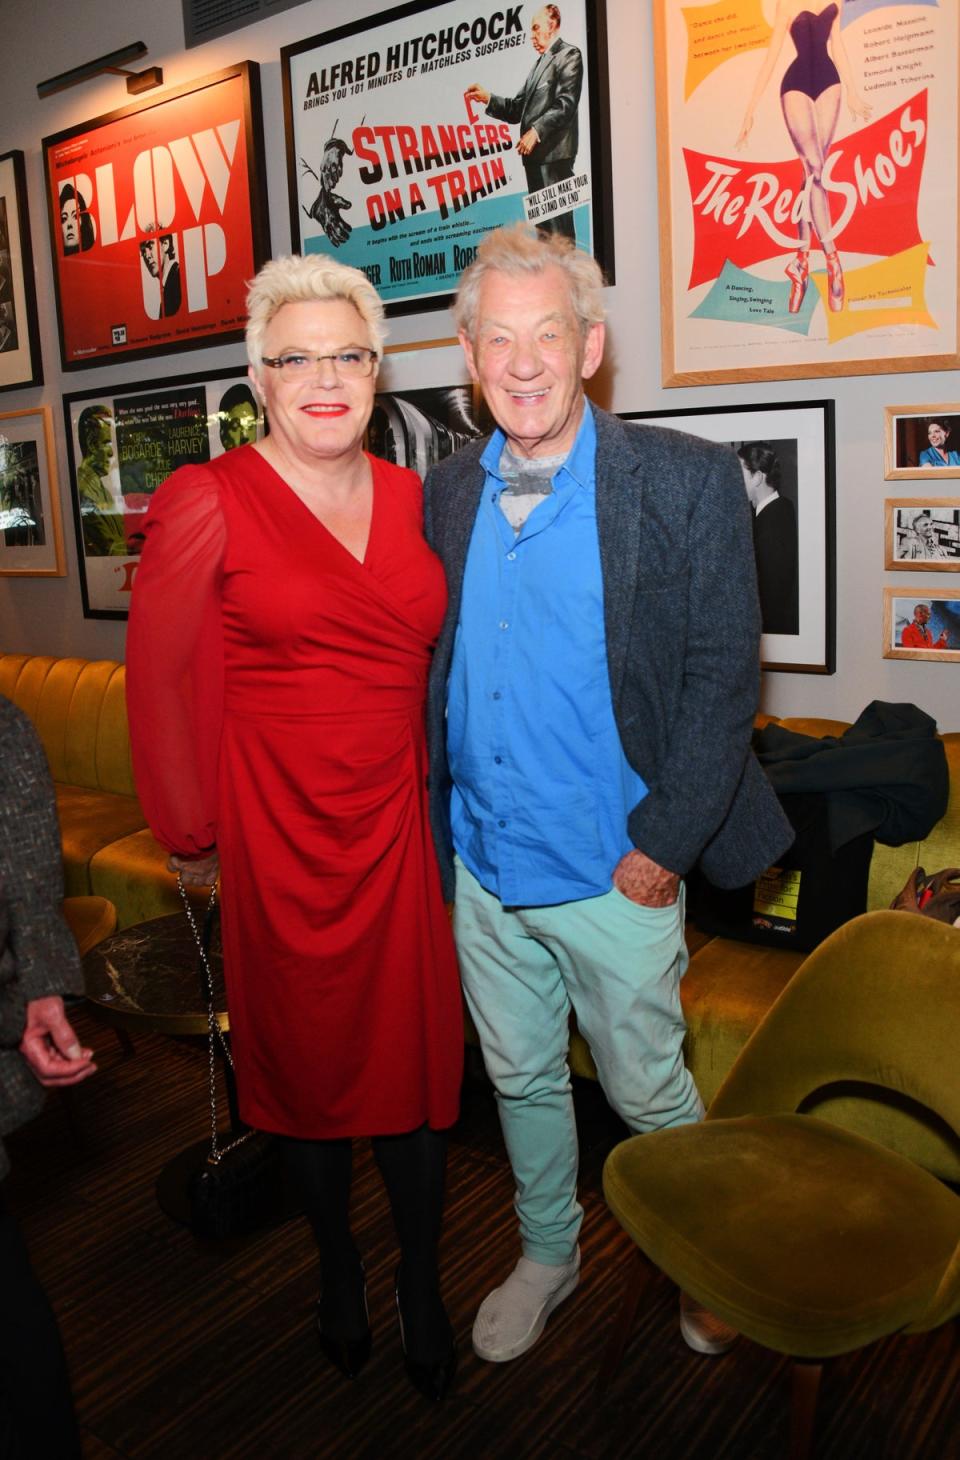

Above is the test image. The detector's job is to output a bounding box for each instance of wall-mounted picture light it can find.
[37,43,163,100]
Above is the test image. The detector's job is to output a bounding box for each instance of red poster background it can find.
[44,66,267,369]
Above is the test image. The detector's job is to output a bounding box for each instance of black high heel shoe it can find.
[316,1266,371,1380]
[395,1267,457,1402]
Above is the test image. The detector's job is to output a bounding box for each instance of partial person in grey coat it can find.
[423,224,792,1367]
[0,695,96,1458]
[465,5,582,239]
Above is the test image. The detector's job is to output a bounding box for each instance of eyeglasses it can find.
[261,349,378,380]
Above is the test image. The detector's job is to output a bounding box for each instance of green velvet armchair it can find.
[599,910,960,1459]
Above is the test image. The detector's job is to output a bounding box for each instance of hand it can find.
[314,188,353,248]
[517,128,539,157]
[464,83,490,105]
[19,997,96,1088]
[168,851,220,887]
[734,114,753,150]
[613,849,680,908]
[935,631,949,648]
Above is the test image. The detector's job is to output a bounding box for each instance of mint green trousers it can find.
[453,857,704,1265]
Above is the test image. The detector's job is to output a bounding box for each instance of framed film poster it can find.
[0,407,64,577]
[63,367,262,617]
[282,0,614,314]
[653,0,959,386]
[43,62,270,371]
[0,151,43,391]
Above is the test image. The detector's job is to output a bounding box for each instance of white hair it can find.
[245,254,386,375]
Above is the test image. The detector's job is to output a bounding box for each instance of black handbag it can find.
[179,877,284,1240]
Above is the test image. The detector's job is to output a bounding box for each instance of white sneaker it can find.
[472,1250,581,1362]
[679,1292,737,1355]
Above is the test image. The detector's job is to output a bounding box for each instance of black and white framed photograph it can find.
[63,366,263,618]
[281,0,613,315]
[0,150,43,392]
[369,335,482,472]
[884,404,960,480]
[884,589,960,662]
[0,407,64,576]
[885,499,960,571]
[620,400,835,674]
[369,381,482,478]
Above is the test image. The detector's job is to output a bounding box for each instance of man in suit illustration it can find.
[465,5,583,239]
[423,224,792,1363]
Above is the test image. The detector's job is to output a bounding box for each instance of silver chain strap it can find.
[178,874,256,1166]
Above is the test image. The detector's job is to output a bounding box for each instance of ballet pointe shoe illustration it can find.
[824,249,845,312]
[785,252,809,313]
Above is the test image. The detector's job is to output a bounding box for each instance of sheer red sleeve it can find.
[125,465,226,859]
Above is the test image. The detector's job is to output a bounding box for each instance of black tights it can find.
[281,1125,451,1361]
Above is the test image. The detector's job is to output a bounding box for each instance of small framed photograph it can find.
[884,405,960,480]
[0,407,65,576]
[619,400,835,674]
[885,500,960,571]
[281,0,614,315]
[63,367,263,618]
[42,62,270,371]
[884,590,960,662]
[0,150,43,392]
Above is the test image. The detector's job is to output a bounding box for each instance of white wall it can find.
[1,0,957,725]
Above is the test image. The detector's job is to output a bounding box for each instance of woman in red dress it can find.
[126,255,462,1400]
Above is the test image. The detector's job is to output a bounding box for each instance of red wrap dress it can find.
[126,446,462,1137]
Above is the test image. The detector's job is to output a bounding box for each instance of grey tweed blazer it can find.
[0,697,82,1180]
[423,403,793,903]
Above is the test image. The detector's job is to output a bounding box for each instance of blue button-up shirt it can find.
[447,405,648,906]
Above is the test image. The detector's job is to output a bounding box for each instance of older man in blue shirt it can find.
[423,224,791,1364]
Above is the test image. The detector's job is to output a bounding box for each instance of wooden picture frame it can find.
[0,150,43,392]
[63,367,263,618]
[884,589,960,662]
[652,0,959,386]
[42,62,270,371]
[885,499,960,571]
[884,405,960,480]
[620,400,835,674]
[0,407,65,576]
[281,0,613,314]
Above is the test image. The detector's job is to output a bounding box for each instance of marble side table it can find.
[82,911,227,1037]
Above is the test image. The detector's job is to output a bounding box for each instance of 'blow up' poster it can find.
[654,0,959,384]
[43,64,269,370]
[282,1,612,311]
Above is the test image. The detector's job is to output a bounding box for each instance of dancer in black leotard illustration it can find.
[736,1,870,314]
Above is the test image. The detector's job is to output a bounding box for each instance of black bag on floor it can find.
[180,877,285,1240]
[687,792,874,953]
[188,1130,284,1242]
